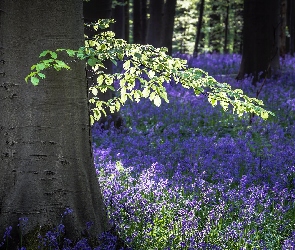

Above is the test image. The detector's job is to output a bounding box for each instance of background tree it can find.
[146,0,164,47]
[0,0,109,247]
[223,0,230,53]
[237,0,280,83]
[208,1,222,52]
[280,0,287,58]
[112,0,126,40]
[161,0,177,55]
[124,0,130,43]
[133,0,147,44]
[193,0,205,57]
[287,0,295,55]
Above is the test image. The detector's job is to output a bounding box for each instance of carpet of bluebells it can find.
[93,53,295,249]
[1,54,295,250]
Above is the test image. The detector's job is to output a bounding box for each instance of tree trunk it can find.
[223,0,230,53]
[133,0,142,44]
[237,0,280,84]
[288,0,295,55]
[0,0,110,247]
[280,0,287,59]
[193,0,205,57]
[146,0,164,47]
[112,0,126,40]
[161,0,177,55]
[125,0,130,43]
[209,3,221,52]
[133,0,147,44]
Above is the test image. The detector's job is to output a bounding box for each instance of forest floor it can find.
[93,53,295,249]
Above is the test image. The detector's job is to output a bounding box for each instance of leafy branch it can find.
[25,19,274,125]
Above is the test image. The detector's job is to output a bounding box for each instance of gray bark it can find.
[146,0,164,47]
[0,0,110,247]
[161,0,177,55]
[237,0,280,83]
[112,0,126,40]
[193,0,205,57]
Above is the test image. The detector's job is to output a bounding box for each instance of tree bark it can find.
[223,0,230,53]
[125,0,130,43]
[209,3,221,52]
[0,0,110,247]
[193,0,205,57]
[287,0,295,55]
[146,0,164,47]
[237,0,280,84]
[280,0,287,59]
[133,0,142,44]
[161,0,177,55]
[112,0,125,40]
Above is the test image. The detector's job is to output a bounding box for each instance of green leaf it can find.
[110,59,117,66]
[36,63,46,71]
[31,76,40,86]
[90,115,94,126]
[97,75,104,85]
[91,87,98,96]
[87,58,97,67]
[153,95,161,107]
[66,49,76,57]
[142,87,150,98]
[261,112,269,120]
[50,52,58,59]
[148,70,155,79]
[123,60,130,70]
[39,50,50,57]
[55,60,70,70]
[37,72,46,79]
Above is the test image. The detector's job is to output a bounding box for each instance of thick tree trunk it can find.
[193,0,205,57]
[237,0,280,84]
[146,0,164,47]
[161,0,177,55]
[0,0,110,247]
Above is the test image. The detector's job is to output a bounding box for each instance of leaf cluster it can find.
[25,19,274,125]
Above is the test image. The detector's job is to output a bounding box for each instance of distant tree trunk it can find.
[84,0,123,128]
[287,0,295,55]
[237,0,280,84]
[141,0,147,44]
[280,0,287,59]
[112,0,125,39]
[161,0,177,55]
[133,0,147,44]
[209,3,221,52]
[232,3,243,54]
[193,0,205,57]
[223,0,230,53]
[146,0,164,47]
[133,0,141,43]
[125,0,130,43]
[0,0,110,247]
